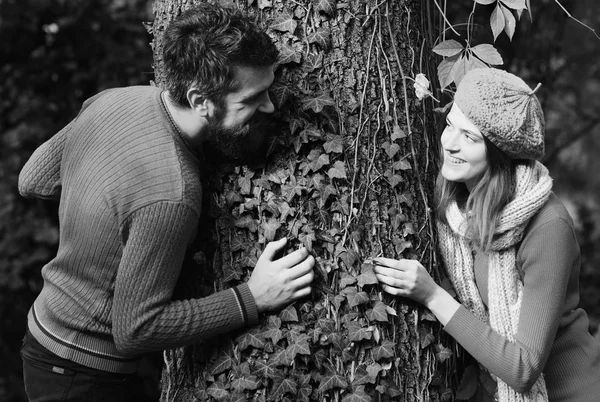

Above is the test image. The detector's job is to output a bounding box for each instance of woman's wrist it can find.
[425,285,460,326]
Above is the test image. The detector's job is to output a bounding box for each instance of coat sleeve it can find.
[443,217,577,392]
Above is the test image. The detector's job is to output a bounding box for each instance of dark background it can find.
[1,0,598,401]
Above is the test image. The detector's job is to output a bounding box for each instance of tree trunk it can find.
[150,0,454,400]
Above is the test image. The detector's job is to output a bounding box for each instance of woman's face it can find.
[440,103,488,190]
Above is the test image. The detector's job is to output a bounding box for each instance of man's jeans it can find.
[20,330,135,402]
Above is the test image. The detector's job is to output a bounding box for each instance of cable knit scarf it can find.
[437,161,552,402]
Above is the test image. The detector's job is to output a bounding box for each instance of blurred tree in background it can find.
[0,0,598,401]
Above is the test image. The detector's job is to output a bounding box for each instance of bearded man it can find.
[17,4,314,401]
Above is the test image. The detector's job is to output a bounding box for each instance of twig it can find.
[554,0,600,40]
[432,0,460,36]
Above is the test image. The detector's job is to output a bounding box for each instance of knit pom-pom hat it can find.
[454,68,545,160]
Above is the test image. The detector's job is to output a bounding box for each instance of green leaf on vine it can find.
[297,374,312,402]
[352,366,376,386]
[234,214,259,232]
[237,328,266,351]
[231,392,245,402]
[270,375,298,401]
[278,42,301,65]
[209,352,234,375]
[357,263,378,287]
[270,82,295,107]
[419,326,435,349]
[501,0,527,10]
[302,93,335,113]
[393,156,412,170]
[455,364,479,400]
[307,149,330,172]
[317,373,348,393]
[342,386,373,402]
[344,287,370,308]
[366,301,389,322]
[391,124,406,140]
[471,44,503,65]
[285,333,311,360]
[327,160,346,179]
[435,343,454,363]
[303,51,323,72]
[314,0,336,16]
[261,217,281,242]
[324,135,344,154]
[381,141,400,158]
[432,39,464,57]
[271,347,292,366]
[321,184,338,203]
[308,27,332,49]
[270,12,297,33]
[231,375,259,392]
[346,321,373,341]
[281,175,304,202]
[372,339,395,360]
[254,360,280,378]
[206,382,229,401]
[339,272,357,289]
[279,304,299,322]
[238,170,254,195]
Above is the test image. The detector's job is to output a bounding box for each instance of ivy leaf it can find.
[419,326,435,349]
[297,374,312,402]
[346,321,373,342]
[317,373,348,393]
[471,44,503,65]
[285,333,311,360]
[342,387,373,402]
[339,272,357,289]
[366,301,389,322]
[391,124,406,140]
[357,264,378,287]
[323,135,344,154]
[271,376,298,401]
[307,149,330,172]
[344,287,370,308]
[435,343,454,363]
[278,43,301,65]
[238,170,254,195]
[281,175,303,202]
[381,141,400,158]
[262,327,284,344]
[393,157,412,171]
[299,231,316,251]
[279,304,299,322]
[234,214,259,232]
[261,217,281,242]
[327,160,347,179]
[302,93,335,113]
[432,39,464,57]
[236,327,266,350]
[303,51,323,73]
[271,347,293,366]
[314,0,336,16]
[231,375,259,392]
[270,12,297,33]
[206,382,230,401]
[352,366,376,386]
[321,184,338,203]
[270,82,295,107]
[231,392,245,402]
[209,352,234,375]
[254,360,280,378]
[308,27,332,49]
[372,340,395,360]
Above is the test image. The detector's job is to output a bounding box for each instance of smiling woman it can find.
[373,68,600,401]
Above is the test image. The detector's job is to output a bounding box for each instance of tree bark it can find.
[150,0,453,400]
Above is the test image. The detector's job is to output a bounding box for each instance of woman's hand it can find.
[372,257,460,325]
[372,257,439,305]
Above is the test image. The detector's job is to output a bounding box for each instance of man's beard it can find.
[203,111,281,165]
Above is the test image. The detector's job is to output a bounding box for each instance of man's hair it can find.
[162,3,279,108]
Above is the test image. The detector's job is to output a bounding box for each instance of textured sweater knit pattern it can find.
[18,86,259,374]
[438,162,551,401]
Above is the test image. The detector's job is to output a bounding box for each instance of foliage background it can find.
[0,0,598,401]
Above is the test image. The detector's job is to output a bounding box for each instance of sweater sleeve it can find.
[443,217,577,392]
[112,201,259,357]
[18,121,72,200]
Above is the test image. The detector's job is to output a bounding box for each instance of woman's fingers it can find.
[372,257,405,270]
[373,265,404,279]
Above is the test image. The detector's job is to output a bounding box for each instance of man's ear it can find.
[186,88,215,117]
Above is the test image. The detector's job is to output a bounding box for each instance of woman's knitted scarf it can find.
[437,161,552,402]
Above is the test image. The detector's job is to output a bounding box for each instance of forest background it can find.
[0,0,599,401]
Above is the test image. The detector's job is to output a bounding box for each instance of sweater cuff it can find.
[233,284,259,326]
[443,305,476,338]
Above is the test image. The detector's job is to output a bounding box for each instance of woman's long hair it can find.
[436,136,532,253]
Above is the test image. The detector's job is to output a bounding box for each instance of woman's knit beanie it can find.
[454,68,545,160]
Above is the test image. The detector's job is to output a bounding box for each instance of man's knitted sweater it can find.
[444,194,600,401]
[18,86,259,374]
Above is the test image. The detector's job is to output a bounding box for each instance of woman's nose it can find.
[441,128,458,150]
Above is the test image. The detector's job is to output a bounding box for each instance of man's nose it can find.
[258,93,275,114]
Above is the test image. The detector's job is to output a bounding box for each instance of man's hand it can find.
[247,238,315,313]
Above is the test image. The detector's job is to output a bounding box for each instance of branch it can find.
[554,0,600,40]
